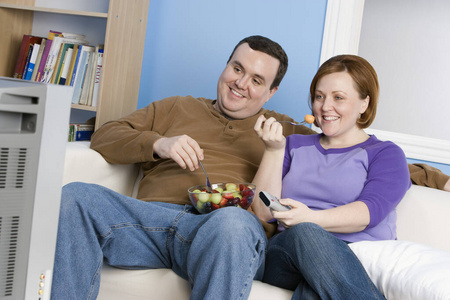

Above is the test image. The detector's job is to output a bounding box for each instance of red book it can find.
[13,35,43,79]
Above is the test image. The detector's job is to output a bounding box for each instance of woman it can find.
[252,55,411,299]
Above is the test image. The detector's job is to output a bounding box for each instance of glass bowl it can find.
[188,182,256,214]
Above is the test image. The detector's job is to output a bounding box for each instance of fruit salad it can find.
[188,183,256,214]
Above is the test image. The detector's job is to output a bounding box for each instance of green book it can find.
[53,43,74,84]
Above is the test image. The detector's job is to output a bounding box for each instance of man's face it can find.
[216,43,280,119]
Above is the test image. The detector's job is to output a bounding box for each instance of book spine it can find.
[70,47,83,87]
[71,49,90,104]
[13,35,32,78]
[36,39,53,83]
[65,44,79,86]
[24,44,41,81]
[21,44,34,79]
[30,39,46,81]
[50,43,66,84]
[78,52,94,105]
[58,48,73,85]
[42,36,63,83]
[91,49,104,107]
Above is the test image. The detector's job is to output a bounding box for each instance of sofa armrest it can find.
[63,142,140,197]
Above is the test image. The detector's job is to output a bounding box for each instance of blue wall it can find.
[137,0,327,123]
[136,1,450,177]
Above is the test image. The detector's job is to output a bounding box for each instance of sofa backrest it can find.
[396,185,450,252]
[63,142,450,252]
[63,142,140,196]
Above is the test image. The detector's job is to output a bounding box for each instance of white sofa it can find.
[62,142,450,300]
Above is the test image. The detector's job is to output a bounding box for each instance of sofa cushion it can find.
[98,265,294,300]
[350,240,450,300]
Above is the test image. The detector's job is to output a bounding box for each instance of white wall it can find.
[320,0,449,174]
[359,0,450,141]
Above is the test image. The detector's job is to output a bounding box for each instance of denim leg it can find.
[51,182,186,300]
[173,206,267,300]
[51,182,266,300]
[263,223,385,300]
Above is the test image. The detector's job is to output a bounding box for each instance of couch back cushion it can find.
[396,185,450,251]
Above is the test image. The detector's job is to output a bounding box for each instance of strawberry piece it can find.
[219,197,228,207]
[222,192,234,200]
[239,184,248,191]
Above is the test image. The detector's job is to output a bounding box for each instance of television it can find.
[0,77,72,300]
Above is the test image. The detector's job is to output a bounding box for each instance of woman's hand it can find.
[272,198,313,229]
[254,115,286,151]
[272,199,371,233]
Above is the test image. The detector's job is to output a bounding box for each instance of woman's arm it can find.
[252,115,286,221]
[273,199,370,233]
[274,140,410,234]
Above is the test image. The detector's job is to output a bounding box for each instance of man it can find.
[51,35,313,300]
[51,35,449,299]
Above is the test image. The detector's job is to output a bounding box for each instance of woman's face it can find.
[313,71,369,140]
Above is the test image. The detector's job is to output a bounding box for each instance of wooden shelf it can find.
[71,104,98,112]
[0,0,150,130]
[0,3,108,18]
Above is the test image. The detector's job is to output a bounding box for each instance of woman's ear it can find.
[360,96,370,114]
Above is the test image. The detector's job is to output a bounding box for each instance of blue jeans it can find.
[51,182,267,300]
[263,223,385,300]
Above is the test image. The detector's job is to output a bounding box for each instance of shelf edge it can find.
[71,104,98,112]
[0,3,108,18]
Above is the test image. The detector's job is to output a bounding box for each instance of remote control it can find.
[259,191,291,211]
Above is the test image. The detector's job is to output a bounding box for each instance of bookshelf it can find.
[0,0,150,130]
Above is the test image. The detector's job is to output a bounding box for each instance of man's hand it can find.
[153,135,204,171]
[444,179,450,192]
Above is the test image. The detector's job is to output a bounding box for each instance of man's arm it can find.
[408,163,450,192]
[90,106,163,165]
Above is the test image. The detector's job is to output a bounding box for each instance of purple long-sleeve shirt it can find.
[281,134,411,242]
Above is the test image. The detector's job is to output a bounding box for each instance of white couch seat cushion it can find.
[350,240,450,300]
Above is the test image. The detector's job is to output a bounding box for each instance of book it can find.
[71,45,95,104]
[61,32,86,40]
[13,35,43,79]
[36,30,62,82]
[58,47,74,85]
[86,45,104,106]
[65,44,79,86]
[53,43,74,84]
[68,123,94,142]
[91,48,104,107]
[79,52,97,105]
[30,38,46,81]
[69,46,83,87]
[24,43,41,80]
[50,43,66,84]
[21,44,34,79]
[41,34,88,83]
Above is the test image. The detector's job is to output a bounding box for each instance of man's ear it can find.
[266,86,279,103]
